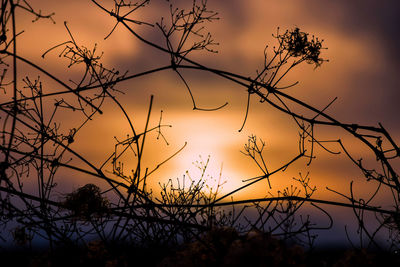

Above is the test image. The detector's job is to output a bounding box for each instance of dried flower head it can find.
[280,27,326,67]
[63,183,110,220]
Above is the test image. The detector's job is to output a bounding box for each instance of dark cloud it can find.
[298,0,400,65]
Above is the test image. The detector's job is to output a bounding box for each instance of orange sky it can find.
[8,0,400,215]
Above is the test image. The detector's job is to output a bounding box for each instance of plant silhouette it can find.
[0,0,399,265]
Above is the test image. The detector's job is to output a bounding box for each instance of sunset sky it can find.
[7,0,400,245]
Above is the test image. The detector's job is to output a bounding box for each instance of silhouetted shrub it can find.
[63,184,110,220]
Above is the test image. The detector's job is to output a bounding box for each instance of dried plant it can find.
[0,0,399,262]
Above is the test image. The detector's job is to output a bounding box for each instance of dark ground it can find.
[2,228,400,267]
